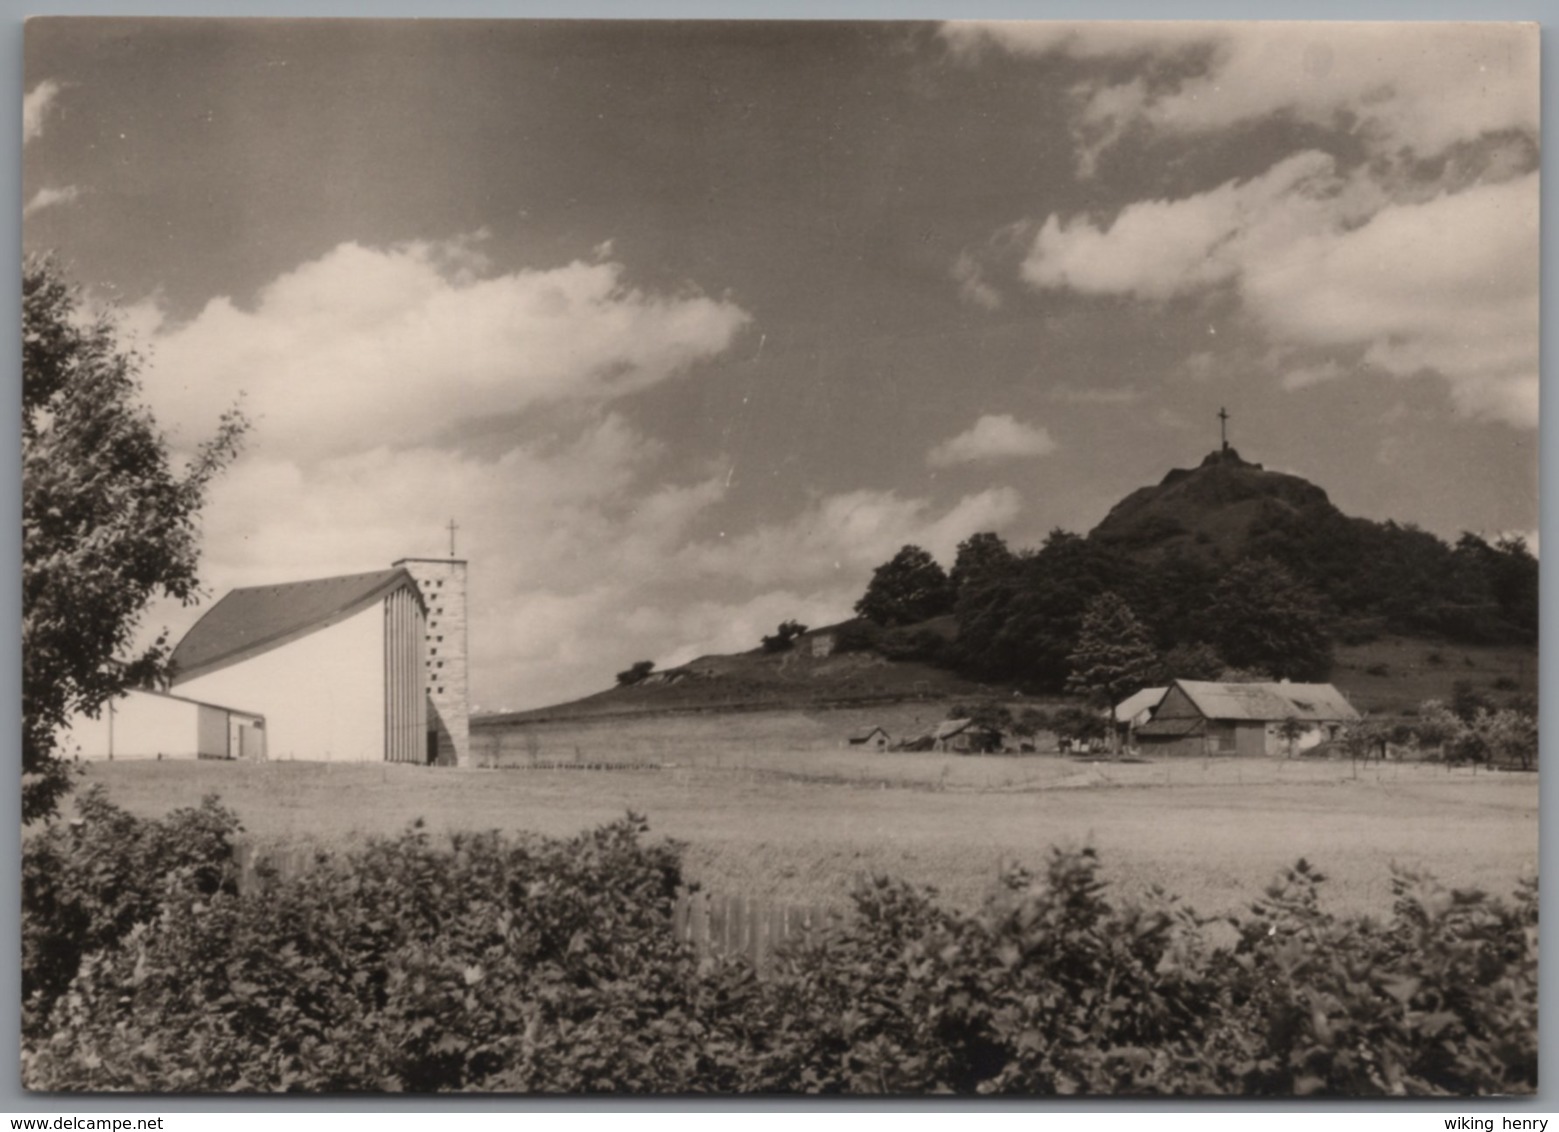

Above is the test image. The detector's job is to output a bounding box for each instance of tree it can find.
[953,530,1124,691]
[1064,592,1161,708]
[1276,715,1306,759]
[23,256,247,822]
[616,660,655,686]
[761,620,808,653]
[948,532,1015,599]
[1160,642,1225,681]
[1207,558,1333,681]
[855,545,954,627]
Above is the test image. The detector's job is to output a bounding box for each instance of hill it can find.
[482,617,1002,726]
[492,447,1536,725]
[1088,447,1336,560]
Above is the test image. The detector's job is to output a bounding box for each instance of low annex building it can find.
[58,688,266,762]
[1132,679,1359,758]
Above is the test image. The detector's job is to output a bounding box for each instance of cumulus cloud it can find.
[23,80,61,144]
[130,236,1029,709]
[678,487,1023,587]
[1022,159,1538,427]
[23,185,80,217]
[928,414,1057,467]
[943,22,1538,170]
[133,235,751,459]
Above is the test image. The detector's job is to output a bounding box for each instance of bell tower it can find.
[393,549,470,767]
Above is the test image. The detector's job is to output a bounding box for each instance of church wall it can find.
[177,602,386,762]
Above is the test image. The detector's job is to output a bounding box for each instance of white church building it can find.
[63,555,471,766]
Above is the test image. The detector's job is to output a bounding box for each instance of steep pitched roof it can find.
[1114,686,1169,724]
[170,568,421,684]
[1173,680,1359,723]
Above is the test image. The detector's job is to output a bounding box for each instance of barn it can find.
[1134,679,1359,758]
[167,557,470,765]
[58,688,265,762]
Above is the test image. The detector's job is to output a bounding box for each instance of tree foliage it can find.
[1064,591,1162,707]
[21,799,1537,1095]
[948,531,1015,599]
[1207,558,1333,682]
[616,660,655,686]
[23,256,247,822]
[761,620,808,653]
[854,545,954,627]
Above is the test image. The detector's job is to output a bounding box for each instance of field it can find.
[78,707,1537,920]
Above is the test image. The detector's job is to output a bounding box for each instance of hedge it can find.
[22,791,1536,1095]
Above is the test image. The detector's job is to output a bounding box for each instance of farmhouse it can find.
[846,726,891,750]
[166,557,470,765]
[58,687,265,762]
[1134,679,1359,758]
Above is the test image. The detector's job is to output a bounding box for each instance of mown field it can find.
[79,727,1537,920]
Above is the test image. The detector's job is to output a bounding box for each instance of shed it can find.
[847,726,892,750]
[1135,679,1360,758]
[1114,686,1169,728]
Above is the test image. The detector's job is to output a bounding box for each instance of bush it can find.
[616,660,655,686]
[830,620,882,654]
[23,801,1537,1096]
[761,620,808,654]
[22,786,243,1041]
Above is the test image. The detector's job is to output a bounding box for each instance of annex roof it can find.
[170,568,422,684]
[1114,686,1169,724]
[1173,680,1360,723]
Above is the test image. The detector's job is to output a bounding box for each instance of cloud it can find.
[944,22,1538,171]
[1022,159,1538,427]
[23,80,61,144]
[678,487,1023,588]
[132,235,752,460]
[23,185,80,217]
[952,250,1002,310]
[928,414,1058,467]
[1022,150,1351,300]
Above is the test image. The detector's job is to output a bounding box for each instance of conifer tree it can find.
[1064,591,1161,708]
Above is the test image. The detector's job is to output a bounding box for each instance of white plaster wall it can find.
[57,690,203,760]
[177,602,385,762]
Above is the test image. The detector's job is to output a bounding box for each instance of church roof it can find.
[170,568,422,684]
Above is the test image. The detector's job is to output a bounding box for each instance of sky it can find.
[23,18,1540,712]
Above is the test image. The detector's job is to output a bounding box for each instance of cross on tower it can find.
[447,518,459,558]
[1218,406,1230,453]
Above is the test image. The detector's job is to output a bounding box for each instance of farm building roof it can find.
[933,718,972,740]
[1114,686,1169,724]
[1173,680,1359,723]
[170,568,423,683]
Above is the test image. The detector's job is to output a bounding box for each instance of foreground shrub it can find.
[22,786,242,1041]
[22,797,1538,1096]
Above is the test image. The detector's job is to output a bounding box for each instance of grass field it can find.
[78,738,1536,921]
